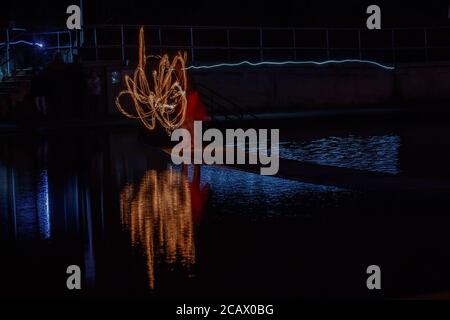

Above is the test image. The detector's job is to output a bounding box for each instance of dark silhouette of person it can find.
[46,52,66,119]
[30,67,48,118]
[87,71,101,118]
[69,55,86,118]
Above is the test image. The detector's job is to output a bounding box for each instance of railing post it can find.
[358,29,362,59]
[226,29,230,62]
[120,24,125,61]
[57,32,61,52]
[6,28,11,77]
[391,29,396,65]
[259,27,264,61]
[69,31,73,62]
[292,29,297,60]
[158,27,163,56]
[75,29,79,50]
[80,0,85,46]
[190,27,195,63]
[326,29,330,59]
[424,28,428,63]
[94,26,98,61]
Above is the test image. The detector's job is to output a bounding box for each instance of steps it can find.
[0,68,33,118]
[195,82,258,122]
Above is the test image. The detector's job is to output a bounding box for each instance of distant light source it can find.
[34,42,44,48]
[111,71,120,84]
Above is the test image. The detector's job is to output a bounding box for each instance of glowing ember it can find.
[115,27,188,134]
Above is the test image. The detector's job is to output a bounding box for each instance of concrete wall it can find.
[395,64,450,103]
[191,66,395,110]
[106,62,450,113]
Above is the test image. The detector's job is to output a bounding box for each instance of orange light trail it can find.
[115,27,188,134]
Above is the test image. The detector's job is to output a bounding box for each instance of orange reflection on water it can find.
[120,168,195,289]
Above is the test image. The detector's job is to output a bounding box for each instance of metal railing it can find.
[3,25,450,71]
[1,28,73,77]
[79,24,450,65]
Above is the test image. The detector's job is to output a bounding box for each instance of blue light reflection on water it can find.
[0,164,8,235]
[36,169,51,240]
[184,164,353,216]
[0,167,51,240]
[226,134,400,174]
[0,133,400,238]
[279,134,400,174]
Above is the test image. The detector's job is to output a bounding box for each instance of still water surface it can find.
[1,124,450,299]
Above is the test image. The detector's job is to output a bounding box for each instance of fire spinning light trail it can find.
[116,27,393,134]
[115,27,188,134]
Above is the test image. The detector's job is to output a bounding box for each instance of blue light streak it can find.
[0,40,44,48]
[186,59,395,70]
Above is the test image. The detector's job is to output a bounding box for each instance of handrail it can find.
[0,56,13,69]
[75,24,450,65]
[84,24,450,31]
[0,28,28,48]
[3,24,450,67]
[0,28,74,77]
[195,82,258,121]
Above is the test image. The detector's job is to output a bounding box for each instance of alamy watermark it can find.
[170,121,280,176]
[366,264,381,290]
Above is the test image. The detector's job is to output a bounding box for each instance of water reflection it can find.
[198,164,345,216]
[120,167,199,289]
[0,127,437,297]
[0,166,52,240]
[36,170,51,239]
[279,134,401,174]
[227,134,400,174]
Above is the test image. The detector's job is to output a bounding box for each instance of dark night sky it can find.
[1,0,450,29]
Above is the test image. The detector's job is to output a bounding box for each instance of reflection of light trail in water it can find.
[120,168,195,289]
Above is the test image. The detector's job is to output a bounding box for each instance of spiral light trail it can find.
[115,27,188,135]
